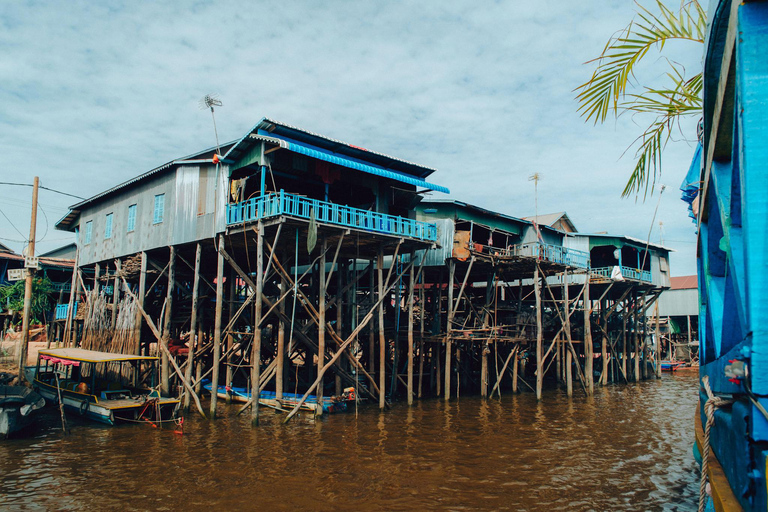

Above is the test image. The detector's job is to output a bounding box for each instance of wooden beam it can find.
[210,236,225,418]
[251,221,263,424]
[183,243,201,412]
[160,246,175,396]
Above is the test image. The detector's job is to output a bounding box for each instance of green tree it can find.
[575,0,706,198]
[0,276,55,324]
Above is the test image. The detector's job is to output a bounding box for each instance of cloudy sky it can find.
[0,0,703,275]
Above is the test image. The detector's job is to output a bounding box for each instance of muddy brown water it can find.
[1,373,698,511]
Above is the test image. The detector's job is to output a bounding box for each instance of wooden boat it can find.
[29,348,179,426]
[203,381,354,415]
[660,360,685,372]
[0,386,45,438]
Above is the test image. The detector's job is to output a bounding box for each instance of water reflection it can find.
[0,374,699,511]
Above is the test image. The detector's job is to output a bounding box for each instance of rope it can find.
[698,375,734,512]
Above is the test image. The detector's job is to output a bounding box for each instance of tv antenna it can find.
[200,94,223,156]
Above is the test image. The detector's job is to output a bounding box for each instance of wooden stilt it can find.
[601,298,608,385]
[93,263,100,293]
[512,348,519,393]
[417,269,425,399]
[276,264,286,400]
[377,250,386,410]
[111,259,120,330]
[183,243,201,412]
[318,238,326,406]
[369,259,375,374]
[534,266,543,400]
[622,297,628,378]
[225,266,236,403]
[633,290,640,381]
[251,221,264,424]
[336,260,344,397]
[566,349,573,397]
[407,251,415,405]
[161,246,175,396]
[210,236,225,418]
[445,259,455,401]
[134,252,147,355]
[583,273,594,395]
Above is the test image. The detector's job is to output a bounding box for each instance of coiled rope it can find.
[699,375,734,512]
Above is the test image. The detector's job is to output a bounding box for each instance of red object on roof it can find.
[670,275,697,290]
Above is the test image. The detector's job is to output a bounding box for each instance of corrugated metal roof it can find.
[284,140,449,193]
[224,117,438,179]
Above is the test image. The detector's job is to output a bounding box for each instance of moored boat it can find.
[0,386,45,438]
[29,348,179,426]
[203,381,354,415]
[692,1,768,510]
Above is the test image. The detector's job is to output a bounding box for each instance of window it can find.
[84,221,92,244]
[105,213,113,239]
[127,204,137,232]
[153,194,165,224]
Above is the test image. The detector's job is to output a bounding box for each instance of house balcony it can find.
[226,191,439,242]
[591,266,652,283]
[472,242,590,269]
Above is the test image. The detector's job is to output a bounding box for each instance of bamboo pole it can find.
[210,236,225,418]
[161,246,175,396]
[491,345,518,398]
[251,221,263,424]
[183,243,201,412]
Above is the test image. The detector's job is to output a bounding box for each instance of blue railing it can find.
[55,302,77,321]
[510,243,590,269]
[591,266,652,283]
[226,191,439,242]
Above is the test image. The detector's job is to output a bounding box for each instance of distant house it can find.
[523,212,577,233]
[39,243,77,260]
[652,275,698,359]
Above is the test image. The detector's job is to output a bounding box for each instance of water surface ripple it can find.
[0,374,699,511]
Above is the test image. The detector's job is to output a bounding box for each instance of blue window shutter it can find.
[127,204,137,232]
[154,194,165,224]
[105,213,113,239]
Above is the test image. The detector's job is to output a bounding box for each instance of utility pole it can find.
[18,176,39,382]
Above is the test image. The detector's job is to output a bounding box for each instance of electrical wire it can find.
[0,182,85,200]
[0,206,27,240]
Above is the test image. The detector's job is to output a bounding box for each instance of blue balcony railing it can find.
[471,242,590,268]
[226,191,438,242]
[510,242,590,269]
[55,302,77,320]
[591,266,652,283]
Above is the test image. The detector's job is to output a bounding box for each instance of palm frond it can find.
[575,0,705,124]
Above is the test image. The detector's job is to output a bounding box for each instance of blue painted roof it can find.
[276,135,450,194]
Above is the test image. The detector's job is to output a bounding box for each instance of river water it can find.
[1,373,699,511]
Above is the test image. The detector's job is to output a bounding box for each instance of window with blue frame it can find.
[84,220,92,244]
[127,204,137,232]
[105,213,114,239]
[153,194,165,224]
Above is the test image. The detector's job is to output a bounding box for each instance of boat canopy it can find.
[38,348,159,364]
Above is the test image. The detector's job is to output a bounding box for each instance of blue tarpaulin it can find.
[680,143,702,227]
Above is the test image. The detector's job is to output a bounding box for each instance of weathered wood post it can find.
[417,268,425,399]
[407,251,415,405]
[210,236,225,418]
[566,349,573,397]
[276,265,287,400]
[251,221,264,424]
[183,243,201,412]
[377,249,386,410]
[535,266,543,400]
[369,259,376,374]
[318,238,326,407]
[583,273,593,395]
[135,252,147,354]
[111,259,120,330]
[161,246,175,396]
[445,259,455,401]
[601,298,608,385]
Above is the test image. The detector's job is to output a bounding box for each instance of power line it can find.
[0,181,85,200]
[0,206,27,241]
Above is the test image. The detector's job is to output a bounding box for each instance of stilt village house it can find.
[50,117,672,418]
